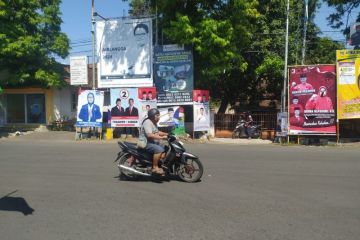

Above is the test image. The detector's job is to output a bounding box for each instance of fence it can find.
[214,111,278,139]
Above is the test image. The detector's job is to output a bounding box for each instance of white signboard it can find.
[96,18,153,88]
[70,56,88,85]
[193,102,210,131]
[339,62,356,84]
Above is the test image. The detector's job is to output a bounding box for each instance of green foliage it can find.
[325,0,360,29]
[129,0,151,16]
[130,0,345,111]
[0,0,70,88]
[307,37,344,64]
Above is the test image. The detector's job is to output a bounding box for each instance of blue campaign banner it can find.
[154,45,194,105]
[76,90,104,127]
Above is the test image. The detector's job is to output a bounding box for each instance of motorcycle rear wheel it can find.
[118,153,141,181]
[177,158,203,183]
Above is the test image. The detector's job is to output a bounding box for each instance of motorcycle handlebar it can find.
[167,134,177,142]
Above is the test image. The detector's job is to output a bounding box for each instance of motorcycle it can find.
[232,120,261,139]
[114,135,203,183]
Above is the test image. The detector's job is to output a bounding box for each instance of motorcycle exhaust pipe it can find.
[118,164,151,177]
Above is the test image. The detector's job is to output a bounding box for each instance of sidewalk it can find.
[1,130,274,145]
[208,137,273,145]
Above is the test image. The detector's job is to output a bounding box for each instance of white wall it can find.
[53,87,77,121]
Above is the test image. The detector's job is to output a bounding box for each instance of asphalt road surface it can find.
[0,132,360,240]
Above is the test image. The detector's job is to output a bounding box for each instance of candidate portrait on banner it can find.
[138,87,157,123]
[96,18,153,88]
[193,90,210,131]
[110,88,140,127]
[288,65,336,135]
[76,90,104,127]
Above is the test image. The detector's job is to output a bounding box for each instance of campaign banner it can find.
[158,106,186,135]
[154,45,193,105]
[70,56,88,85]
[288,65,336,135]
[193,90,210,131]
[76,90,104,127]
[96,18,153,88]
[110,88,140,127]
[138,87,157,123]
[336,50,360,119]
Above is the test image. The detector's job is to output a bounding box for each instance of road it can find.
[0,132,360,240]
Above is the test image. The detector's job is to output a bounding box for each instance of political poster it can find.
[288,65,336,135]
[76,90,104,127]
[158,106,186,135]
[193,90,210,131]
[70,56,88,85]
[336,50,360,119]
[154,45,193,105]
[96,18,152,88]
[138,87,157,123]
[110,88,140,127]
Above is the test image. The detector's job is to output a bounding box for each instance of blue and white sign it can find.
[76,90,104,127]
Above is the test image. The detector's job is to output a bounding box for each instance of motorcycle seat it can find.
[124,141,138,150]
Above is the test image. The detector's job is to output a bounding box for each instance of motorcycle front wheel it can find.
[177,158,203,183]
[118,153,141,181]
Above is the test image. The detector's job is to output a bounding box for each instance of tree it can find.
[130,0,344,112]
[0,0,70,88]
[254,0,343,100]
[325,0,360,29]
[129,0,151,16]
[149,0,260,112]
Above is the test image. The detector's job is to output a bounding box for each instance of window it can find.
[6,93,46,124]
[26,94,46,124]
[71,93,77,111]
[7,94,25,123]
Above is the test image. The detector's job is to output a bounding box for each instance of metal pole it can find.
[155,1,158,46]
[301,0,308,65]
[282,0,290,112]
[91,0,96,90]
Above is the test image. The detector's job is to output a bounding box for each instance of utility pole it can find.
[301,0,308,65]
[91,0,96,90]
[282,0,290,112]
[155,1,158,46]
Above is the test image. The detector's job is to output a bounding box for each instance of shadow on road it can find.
[0,190,35,216]
[115,174,174,184]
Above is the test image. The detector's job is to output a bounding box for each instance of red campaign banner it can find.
[138,87,156,101]
[288,65,336,135]
[193,90,209,103]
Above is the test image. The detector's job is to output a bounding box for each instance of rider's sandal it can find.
[152,168,165,176]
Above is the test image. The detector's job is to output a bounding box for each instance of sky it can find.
[59,0,130,63]
[59,0,357,64]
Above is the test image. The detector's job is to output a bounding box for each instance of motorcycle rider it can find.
[245,111,254,139]
[140,108,168,175]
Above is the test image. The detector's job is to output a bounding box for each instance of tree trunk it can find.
[217,98,229,114]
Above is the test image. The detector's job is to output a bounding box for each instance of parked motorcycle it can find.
[232,120,261,139]
[114,135,203,183]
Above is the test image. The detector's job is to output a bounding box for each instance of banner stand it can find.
[336,120,340,144]
[75,127,102,140]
